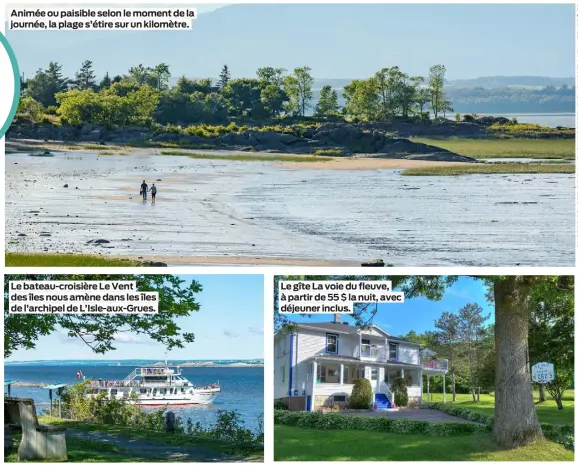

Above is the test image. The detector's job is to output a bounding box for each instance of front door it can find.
[370,367,379,393]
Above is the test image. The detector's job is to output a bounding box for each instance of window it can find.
[281,365,286,383]
[333,395,347,403]
[326,333,339,354]
[389,343,398,360]
[318,364,326,383]
[343,367,348,382]
[371,368,378,380]
[362,338,370,345]
[357,368,365,379]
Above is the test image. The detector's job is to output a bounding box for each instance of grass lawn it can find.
[158,150,331,163]
[426,390,574,425]
[274,426,573,461]
[5,436,150,462]
[412,138,575,160]
[402,164,575,176]
[37,417,263,460]
[5,253,143,267]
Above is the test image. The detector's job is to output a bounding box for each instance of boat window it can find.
[140,389,147,394]
[181,388,185,394]
[110,389,118,396]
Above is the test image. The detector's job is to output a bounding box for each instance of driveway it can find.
[342,408,478,424]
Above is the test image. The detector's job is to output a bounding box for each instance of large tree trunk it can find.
[451,370,456,402]
[538,384,547,403]
[493,277,543,447]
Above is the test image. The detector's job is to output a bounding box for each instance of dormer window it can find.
[326,333,339,354]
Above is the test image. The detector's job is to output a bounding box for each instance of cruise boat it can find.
[87,365,220,406]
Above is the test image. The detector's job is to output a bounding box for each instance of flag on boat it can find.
[76,370,83,379]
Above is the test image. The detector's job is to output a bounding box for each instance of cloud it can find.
[224,330,240,338]
[113,333,145,344]
[248,327,264,335]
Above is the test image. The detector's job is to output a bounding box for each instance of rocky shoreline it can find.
[7,121,486,162]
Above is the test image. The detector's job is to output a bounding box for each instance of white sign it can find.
[531,362,555,384]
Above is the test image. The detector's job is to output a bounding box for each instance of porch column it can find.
[339,364,344,385]
[310,360,317,412]
[443,374,446,404]
[401,368,404,378]
[427,375,430,402]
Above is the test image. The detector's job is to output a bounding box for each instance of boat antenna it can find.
[165,351,168,367]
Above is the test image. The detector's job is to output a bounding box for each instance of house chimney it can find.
[334,314,342,324]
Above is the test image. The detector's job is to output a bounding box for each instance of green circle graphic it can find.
[0,31,20,138]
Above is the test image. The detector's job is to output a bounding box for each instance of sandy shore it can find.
[5,140,574,266]
[126,255,358,267]
[282,157,475,170]
[6,139,475,171]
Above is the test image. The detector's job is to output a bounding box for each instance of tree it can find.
[275,275,571,448]
[457,303,489,401]
[217,65,231,89]
[415,87,430,117]
[428,64,447,119]
[99,72,112,90]
[256,67,286,87]
[315,85,339,118]
[529,278,574,408]
[434,311,460,401]
[26,62,69,107]
[15,96,44,123]
[4,274,202,358]
[72,60,97,90]
[153,63,171,91]
[222,78,264,118]
[348,378,372,409]
[285,67,314,117]
[261,84,287,118]
[343,79,380,122]
[176,77,213,95]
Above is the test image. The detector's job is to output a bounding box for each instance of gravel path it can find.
[342,408,479,424]
[66,429,261,462]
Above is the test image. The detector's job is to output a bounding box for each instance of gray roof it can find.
[294,322,419,346]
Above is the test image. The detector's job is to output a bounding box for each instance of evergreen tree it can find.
[315,85,339,117]
[217,65,231,89]
[72,60,97,90]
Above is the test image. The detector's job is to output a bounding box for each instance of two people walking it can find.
[140,180,157,203]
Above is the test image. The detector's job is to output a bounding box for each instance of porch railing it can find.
[420,359,449,371]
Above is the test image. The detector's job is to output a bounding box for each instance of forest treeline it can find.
[399,292,573,409]
[17,61,456,129]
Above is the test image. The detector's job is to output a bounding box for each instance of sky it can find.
[286,277,494,338]
[6,274,264,362]
[7,3,574,79]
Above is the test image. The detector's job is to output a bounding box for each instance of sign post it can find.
[531,362,555,384]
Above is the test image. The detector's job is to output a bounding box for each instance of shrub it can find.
[273,410,489,436]
[392,377,409,407]
[422,402,493,426]
[274,399,288,410]
[348,378,373,409]
[314,148,344,157]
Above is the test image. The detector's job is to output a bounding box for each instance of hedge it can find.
[273,410,489,436]
[421,402,494,426]
[423,402,574,451]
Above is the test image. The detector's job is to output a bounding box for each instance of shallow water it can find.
[5,151,575,266]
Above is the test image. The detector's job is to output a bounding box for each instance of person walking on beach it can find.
[150,183,157,203]
[140,180,148,202]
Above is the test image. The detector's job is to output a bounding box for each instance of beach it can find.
[6,143,574,266]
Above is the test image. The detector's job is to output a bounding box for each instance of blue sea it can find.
[4,360,264,432]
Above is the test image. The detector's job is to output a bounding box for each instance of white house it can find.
[274,316,448,411]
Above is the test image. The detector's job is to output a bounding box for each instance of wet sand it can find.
[5,147,575,266]
[282,157,476,170]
